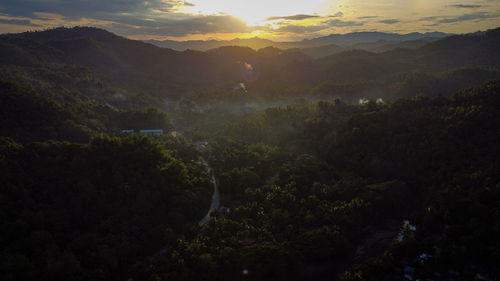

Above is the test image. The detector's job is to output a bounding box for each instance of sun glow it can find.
[185,0,335,25]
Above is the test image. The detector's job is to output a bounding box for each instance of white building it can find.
[139,129,163,136]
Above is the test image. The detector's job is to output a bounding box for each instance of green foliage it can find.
[117,107,173,131]
[1,26,500,281]
[0,136,211,280]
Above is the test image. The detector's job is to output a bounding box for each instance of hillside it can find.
[1,26,499,113]
[2,78,499,280]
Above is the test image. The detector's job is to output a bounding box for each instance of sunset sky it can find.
[0,0,499,41]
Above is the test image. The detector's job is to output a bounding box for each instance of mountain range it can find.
[1,26,499,107]
[144,31,450,54]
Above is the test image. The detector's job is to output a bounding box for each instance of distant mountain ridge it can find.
[145,31,451,52]
[304,31,449,45]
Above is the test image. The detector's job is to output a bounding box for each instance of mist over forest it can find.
[1,25,500,281]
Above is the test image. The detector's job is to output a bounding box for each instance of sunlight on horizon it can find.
[185,0,336,25]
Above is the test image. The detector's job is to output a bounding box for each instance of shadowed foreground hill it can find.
[0,135,211,281]
[142,80,500,281]
[2,81,498,281]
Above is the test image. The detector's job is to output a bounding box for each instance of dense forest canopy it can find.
[1,26,500,281]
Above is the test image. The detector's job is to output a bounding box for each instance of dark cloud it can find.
[438,12,498,23]
[378,19,400,24]
[276,24,329,34]
[0,0,256,36]
[266,11,342,22]
[0,0,189,18]
[326,19,364,27]
[419,16,438,21]
[358,16,378,19]
[266,14,319,21]
[418,12,498,25]
[120,15,256,36]
[0,18,40,26]
[450,4,483,8]
[273,17,364,34]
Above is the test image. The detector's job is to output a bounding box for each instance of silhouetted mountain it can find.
[0,37,65,66]
[147,31,451,53]
[415,28,500,71]
[306,31,450,46]
[349,37,440,53]
[317,28,500,80]
[1,26,499,103]
[2,27,241,94]
[145,37,310,51]
[284,44,346,59]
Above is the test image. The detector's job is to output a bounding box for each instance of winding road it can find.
[198,158,220,226]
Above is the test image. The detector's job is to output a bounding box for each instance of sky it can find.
[0,0,499,41]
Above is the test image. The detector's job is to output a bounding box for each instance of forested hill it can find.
[1,26,499,143]
[1,27,500,101]
[1,80,499,281]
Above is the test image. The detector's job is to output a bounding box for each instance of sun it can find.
[184,0,335,26]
